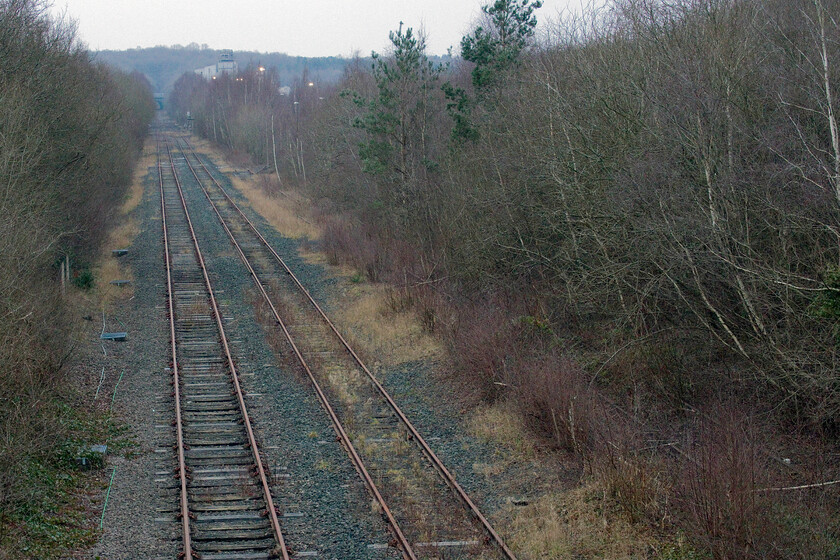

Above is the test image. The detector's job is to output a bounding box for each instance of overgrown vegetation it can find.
[170,0,840,556]
[0,0,154,556]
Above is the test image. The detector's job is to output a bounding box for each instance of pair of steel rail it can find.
[160,138,288,559]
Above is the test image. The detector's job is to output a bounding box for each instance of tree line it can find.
[98,45,351,93]
[0,0,155,538]
[169,0,840,556]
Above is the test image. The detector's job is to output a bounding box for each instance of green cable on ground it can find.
[110,369,125,411]
[100,466,117,529]
[94,366,106,401]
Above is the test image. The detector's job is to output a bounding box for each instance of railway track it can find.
[169,136,518,560]
[158,138,289,560]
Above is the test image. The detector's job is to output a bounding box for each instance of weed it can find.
[72,269,94,290]
[657,535,707,560]
[332,279,439,368]
[320,216,384,281]
[597,446,663,524]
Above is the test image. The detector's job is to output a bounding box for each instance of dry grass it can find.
[332,280,441,368]
[468,402,662,559]
[91,234,136,304]
[185,133,318,240]
[77,140,154,308]
[122,144,153,215]
[509,487,656,559]
[299,249,331,267]
[185,136,220,160]
[229,174,319,240]
[470,403,538,459]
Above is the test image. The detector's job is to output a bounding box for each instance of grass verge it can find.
[470,403,707,559]
[89,140,154,305]
[229,174,319,240]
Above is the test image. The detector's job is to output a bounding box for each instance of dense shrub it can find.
[0,0,154,518]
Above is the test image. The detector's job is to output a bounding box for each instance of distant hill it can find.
[93,45,350,93]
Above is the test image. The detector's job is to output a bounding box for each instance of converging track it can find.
[158,138,289,560]
[168,135,518,560]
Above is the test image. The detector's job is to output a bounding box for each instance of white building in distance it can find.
[195,50,238,80]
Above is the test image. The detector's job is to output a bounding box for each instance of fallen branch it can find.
[754,479,840,492]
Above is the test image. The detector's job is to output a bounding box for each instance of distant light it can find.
[259,66,265,72]
[212,76,216,79]
[308,82,314,87]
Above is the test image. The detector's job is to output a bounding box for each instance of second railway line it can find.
[156,129,518,559]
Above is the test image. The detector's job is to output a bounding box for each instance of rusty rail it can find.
[157,136,193,559]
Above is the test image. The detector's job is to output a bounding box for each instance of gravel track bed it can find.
[193,153,337,313]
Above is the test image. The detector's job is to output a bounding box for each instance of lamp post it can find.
[234,77,246,105]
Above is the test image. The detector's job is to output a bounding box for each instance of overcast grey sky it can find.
[49,0,579,57]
